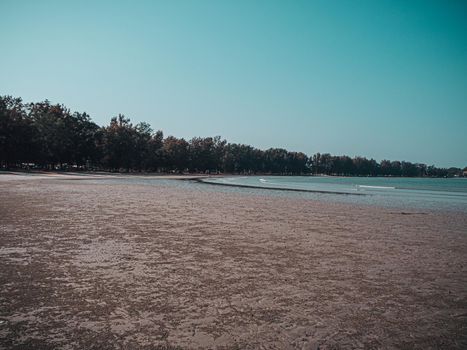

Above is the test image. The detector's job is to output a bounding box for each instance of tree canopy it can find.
[0,95,464,177]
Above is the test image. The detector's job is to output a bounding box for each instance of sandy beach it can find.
[1,175,466,349]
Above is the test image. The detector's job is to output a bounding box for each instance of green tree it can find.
[101,114,138,171]
[162,136,189,172]
[145,130,164,171]
[0,96,38,167]
[28,100,75,168]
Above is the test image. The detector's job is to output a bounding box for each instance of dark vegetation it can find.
[1,96,465,177]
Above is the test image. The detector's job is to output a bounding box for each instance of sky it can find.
[1,0,466,167]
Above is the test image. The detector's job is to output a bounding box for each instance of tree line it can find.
[1,95,465,177]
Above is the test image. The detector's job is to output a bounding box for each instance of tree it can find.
[132,122,153,170]
[69,112,101,167]
[145,130,164,171]
[0,96,38,168]
[332,156,353,175]
[162,136,189,172]
[28,100,76,168]
[286,152,309,174]
[264,148,288,173]
[189,136,226,172]
[101,114,139,171]
[1,94,461,177]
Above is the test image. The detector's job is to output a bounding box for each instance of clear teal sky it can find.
[1,0,466,167]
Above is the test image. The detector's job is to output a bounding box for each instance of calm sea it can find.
[201,176,467,212]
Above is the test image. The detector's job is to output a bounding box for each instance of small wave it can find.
[259,178,268,183]
[357,185,396,190]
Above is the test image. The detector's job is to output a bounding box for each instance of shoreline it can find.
[194,178,368,196]
[0,171,212,181]
[1,169,465,179]
[3,173,467,213]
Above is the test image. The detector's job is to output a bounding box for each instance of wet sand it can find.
[0,176,466,349]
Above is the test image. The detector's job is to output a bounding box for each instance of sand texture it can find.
[0,177,466,349]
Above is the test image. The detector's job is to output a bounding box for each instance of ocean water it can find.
[89,175,467,212]
[201,176,467,212]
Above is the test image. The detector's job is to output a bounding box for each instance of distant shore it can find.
[1,169,464,179]
[0,170,211,181]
